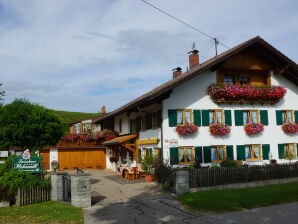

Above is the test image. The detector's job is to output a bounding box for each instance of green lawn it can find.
[178,182,298,212]
[0,201,83,224]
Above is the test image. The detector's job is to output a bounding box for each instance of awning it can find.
[136,138,159,145]
[103,134,137,146]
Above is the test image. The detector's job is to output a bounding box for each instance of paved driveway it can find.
[84,170,298,224]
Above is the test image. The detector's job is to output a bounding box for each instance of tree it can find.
[0,99,64,150]
[0,83,5,107]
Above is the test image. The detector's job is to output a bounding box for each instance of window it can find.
[224,74,251,85]
[243,110,259,124]
[285,144,297,159]
[238,74,250,85]
[211,146,226,162]
[141,148,152,159]
[82,123,91,133]
[178,146,194,164]
[141,116,147,131]
[152,147,160,158]
[177,109,192,124]
[130,117,141,133]
[245,144,262,160]
[152,111,161,128]
[74,123,81,134]
[224,74,235,85]
[209,110,224,124]
[282,110,294,124]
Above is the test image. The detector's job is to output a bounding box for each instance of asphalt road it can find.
[84,170,298,224]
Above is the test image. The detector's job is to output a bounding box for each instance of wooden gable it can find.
[216,48,275,87]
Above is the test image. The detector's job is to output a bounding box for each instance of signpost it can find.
[12,149,42,173]
[12,157,42,173]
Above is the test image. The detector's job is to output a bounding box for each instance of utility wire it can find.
[139,0,230,53]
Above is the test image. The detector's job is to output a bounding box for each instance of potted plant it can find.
[244,122,264,135]
[282,123,298,134]
[209,123,231,136]
[175,123,198,136]
[141,154,154,182]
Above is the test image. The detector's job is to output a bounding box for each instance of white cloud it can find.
[0,0,297,112]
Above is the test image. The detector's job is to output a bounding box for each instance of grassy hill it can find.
[50,110,100,133]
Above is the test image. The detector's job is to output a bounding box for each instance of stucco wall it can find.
[162,70,298,165]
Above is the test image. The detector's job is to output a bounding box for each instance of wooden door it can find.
[58,148,106,170]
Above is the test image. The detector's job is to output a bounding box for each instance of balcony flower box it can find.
[96,129,118,141]
[63,134,80,143]
[62,133,95,143]
[244,123,264,135]
[209,123,231,136]
[207,84,286,104]
[176,123,198,136]
[282,123,298,134]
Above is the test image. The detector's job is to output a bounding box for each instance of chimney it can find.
[172,67,182,79]
[188,49,199,69]
[100,105,106,114]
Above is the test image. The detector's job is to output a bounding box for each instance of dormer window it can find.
[238,74,250,85]
[224,74,250,85]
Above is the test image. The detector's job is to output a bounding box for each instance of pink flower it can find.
[244,123,264,135]
[207,84,286,103]
[209,123,231,136]
[282,123,298,134]
[176,123,199,136]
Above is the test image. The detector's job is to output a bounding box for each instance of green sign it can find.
[12,156,42,173]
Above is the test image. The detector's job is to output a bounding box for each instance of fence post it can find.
[15,188,21,206]
[51,172,67,201]
[175,169,189,195]
[70,173,91,208]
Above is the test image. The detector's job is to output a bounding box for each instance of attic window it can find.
[239,74,250,85]
[224,74,250,85]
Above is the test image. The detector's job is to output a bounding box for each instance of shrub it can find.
[0,169,51,193]
[221,159,239,167]
[0,184,15,204]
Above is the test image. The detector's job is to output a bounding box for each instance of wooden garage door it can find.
[40,149,50,170]
[58,148,106,170]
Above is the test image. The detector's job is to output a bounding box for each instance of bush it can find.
[221,159,239,167]
[0,184,15,205]
[0,169,51,193]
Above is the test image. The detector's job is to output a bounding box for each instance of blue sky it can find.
[0,0,297,112]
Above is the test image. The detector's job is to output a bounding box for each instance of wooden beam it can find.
[123,143,136,153]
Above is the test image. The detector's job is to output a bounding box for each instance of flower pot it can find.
[145,174,154,182]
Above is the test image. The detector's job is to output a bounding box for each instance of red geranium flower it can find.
[176,123,199,136]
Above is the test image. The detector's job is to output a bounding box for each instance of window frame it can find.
[141,116,147,131]
[223,73,251,85]
[177,109,193,125]
[211,145,227,162]
[152,111,161,129]
[284,143,297,160]
[245,144,262,161]
[178,146,195,164]
[282,110,294,124]
[209,109,225,124]
[243,110,260,124]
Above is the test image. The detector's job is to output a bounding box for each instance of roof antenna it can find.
[213,38,219,56]
[192,42,196,50]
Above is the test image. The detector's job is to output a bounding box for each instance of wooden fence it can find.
[16,187,50,206]
[189,164,298,188]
